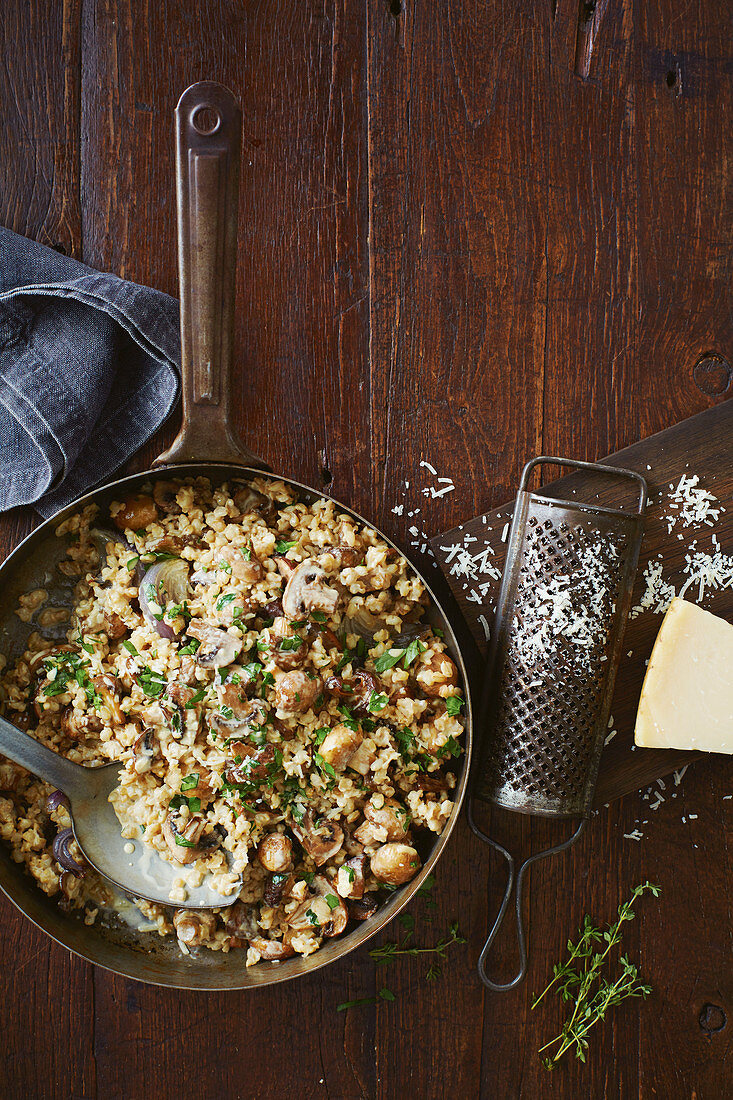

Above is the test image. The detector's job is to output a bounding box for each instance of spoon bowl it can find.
[0,715,241,909]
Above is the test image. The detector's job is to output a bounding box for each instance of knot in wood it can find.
[698,1003,727,1035]
[693,354,732,397]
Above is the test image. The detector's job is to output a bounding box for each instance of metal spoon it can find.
[0,715,241,908]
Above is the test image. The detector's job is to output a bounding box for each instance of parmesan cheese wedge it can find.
[634,598,733,754]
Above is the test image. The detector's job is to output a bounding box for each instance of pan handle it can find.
[154,81,267,469]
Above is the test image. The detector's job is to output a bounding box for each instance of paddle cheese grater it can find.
[467,457,647,992]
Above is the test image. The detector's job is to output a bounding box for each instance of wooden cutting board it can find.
[430,401,733,805]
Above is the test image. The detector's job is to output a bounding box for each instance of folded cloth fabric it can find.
[0,227,180,517]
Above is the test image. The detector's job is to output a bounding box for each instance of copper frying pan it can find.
[0,82,472,989]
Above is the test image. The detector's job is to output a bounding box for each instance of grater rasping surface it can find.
[475,459,647,818]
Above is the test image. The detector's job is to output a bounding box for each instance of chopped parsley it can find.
[374,649,404,673]
[41,651,102,707]
[438,735,462,759]
[173,835,197,848]
[136,666,167,698]
[125,555,140,572]
[403,638,427,668]
[325,894,340,910]
[278,635,303,652]
[445,695,464,716]
[311,610,327,623]
[178,637,200,656]
[314,752,337,781]
[122,640,138,656]
[275,540,297,554]
[181,773,200,791]
[185,688,206,708]
[368,691,388,713]
[216,593,236,610]
[313,727,329,745]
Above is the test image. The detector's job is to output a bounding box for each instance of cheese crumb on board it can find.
[634,598,733,754]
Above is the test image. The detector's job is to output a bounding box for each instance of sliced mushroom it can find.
[132,727,156,773]
[224,900,258,939]
[413,649,459,699]
[61,708,103,740]
[336,854,367,900]
[364,796,409,842]
[318,545,363,569]
[288,874,347,937]
[153,480,182,514]
[263,871,294,907]
[211,687,267,736]
[270,617,309,670]
[345,739,376,776]
[225,742,277,786]
[233,486,272,517]
[370,842,421,886]
[162,812,206,864]
[282,560,340,619]
[318,724,363,771]
[291,810,344,866]
[273,670,322,715]
[92,674,125,724]
[353,819,389,849]
[326,670,382,714]
[258,833,294,873]
[103,611,128,639]
[273,556,296,581]
[216,545,263,586]
[186,620,243,668]
[249,935,296,960]
[113,493,158,532]
[347,892,379,921]
[173,909,217,946]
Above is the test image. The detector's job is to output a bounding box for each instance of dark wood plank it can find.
[0,1,729,1098]
[0,7,97,1100]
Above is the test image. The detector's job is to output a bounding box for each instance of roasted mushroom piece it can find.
[162,812,207,864]
[113,493,158,532]
[186,621,243,668]
[263,871,294,908]
[291,810,344,866]
[225,900,258,939]
[249,935,296,960]
[216,545,264,586]
[318,723,363,771]
[273,670,322,715]
[103,610,128,640]
[225,742,277,786]
[131,727,156,773]
[282,559,340,619]
[413,648,459,699]
[153,480,182,514]
[347,892,379,921]
[270,616,309,670]
[336,854,367,900]
[288,874,348,937]
[257,833,294,873]
[173,909,217,946]
[370,842,421,886]
[363,796,409,842]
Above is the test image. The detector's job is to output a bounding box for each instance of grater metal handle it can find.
[520,456,648,515]
[467,803,586,992]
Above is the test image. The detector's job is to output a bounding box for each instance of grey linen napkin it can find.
[0,227,180,517]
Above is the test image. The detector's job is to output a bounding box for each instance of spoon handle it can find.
[0,714,90,800]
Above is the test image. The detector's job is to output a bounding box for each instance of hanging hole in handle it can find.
[191,104,221,135]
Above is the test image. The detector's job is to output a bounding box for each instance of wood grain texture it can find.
[0,1,730,1098]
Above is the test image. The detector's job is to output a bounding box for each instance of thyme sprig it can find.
[533,882,660,1069]
[369,920,466,981]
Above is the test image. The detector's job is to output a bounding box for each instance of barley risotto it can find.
[0,477,465,962]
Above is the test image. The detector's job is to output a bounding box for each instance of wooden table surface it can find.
[1,2,731,1098]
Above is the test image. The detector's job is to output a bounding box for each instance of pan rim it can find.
[0,461,473,989]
